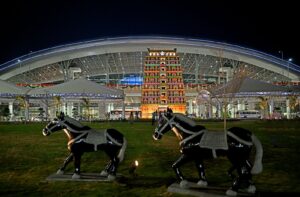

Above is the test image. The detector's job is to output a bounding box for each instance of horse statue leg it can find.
[107,156,119,181]
[226,160,256,196]
[57,153,74,175]
[70,142,84,179]
[100,160,112,176]
[194,158,208,187]
[71,151,83,179]
[102,145,120,181]
[172,154,191,188]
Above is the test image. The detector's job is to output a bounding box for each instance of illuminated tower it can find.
[141,49,186,118]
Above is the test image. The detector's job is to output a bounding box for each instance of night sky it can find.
[0,0,299,65]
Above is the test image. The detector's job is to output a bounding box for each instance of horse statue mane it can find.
[173,113,197,127]
[63,116,91,131]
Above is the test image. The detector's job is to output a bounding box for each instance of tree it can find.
[15,96,28,120]
[53,96,62,116]
[207,68,248,131]
[0,105,10,121]
[288,95,298,118]
[258,96,268,119]
[82,98,91,121]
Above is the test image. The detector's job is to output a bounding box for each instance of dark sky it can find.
[0,0,299,65]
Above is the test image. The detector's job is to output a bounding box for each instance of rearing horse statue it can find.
[153,109,263,196]
[42,113,127,180]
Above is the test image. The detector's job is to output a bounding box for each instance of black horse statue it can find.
[153,109,263,196]
[42,113,127,180]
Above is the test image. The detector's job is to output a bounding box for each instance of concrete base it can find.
[168,182,255,197]
[46,172,122,182]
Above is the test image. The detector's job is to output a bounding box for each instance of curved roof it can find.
[28,78,123,99]
[0,80,28,97]
[0,36,299,82]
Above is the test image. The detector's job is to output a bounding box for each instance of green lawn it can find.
[0,120,300,196]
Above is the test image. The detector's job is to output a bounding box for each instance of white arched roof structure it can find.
[0,36,299,84]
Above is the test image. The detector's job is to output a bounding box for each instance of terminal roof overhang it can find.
[0,36,299,82]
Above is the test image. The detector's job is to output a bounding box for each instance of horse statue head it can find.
[153,108,174,140]
[153,108,203,141]
[42,112,65,136]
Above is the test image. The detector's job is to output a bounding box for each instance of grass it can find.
[0,120,300,196]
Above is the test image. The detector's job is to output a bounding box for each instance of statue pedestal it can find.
[168,182,256,197]
[46,172,122,182]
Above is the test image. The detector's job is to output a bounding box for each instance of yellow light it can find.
[135,160,139,167]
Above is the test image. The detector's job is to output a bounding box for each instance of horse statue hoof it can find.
[226,189,237,196]
[107,174,116,181]
[179,180,189,188]
[72,173,81,179]
[247,185,256,193]
[197,180,208,187]
[100,170,108,176]
[56,169,64,175]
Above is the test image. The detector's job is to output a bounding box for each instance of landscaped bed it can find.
[0,120,299,196]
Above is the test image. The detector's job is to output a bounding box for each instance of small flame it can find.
[135,160,139,167]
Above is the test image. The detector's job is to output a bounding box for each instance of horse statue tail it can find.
[117,137,127,162]
[251,134,263,174]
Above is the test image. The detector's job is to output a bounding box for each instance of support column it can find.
[188,100,193,114]
[286,98,290,119]
[269,99,274,117]
[62,102,66,114]
[228,103,234,118]
[237,99,245,111]
[237,99,241,111]
[98,102,106,120]
[122,100,125,120]
[45,99,49,121]
[9,102,13,121]
[198,105,204,119]
[25,96,29,122]
[106,74,109,84]
[67,102,73,117]
[208,98,212,118]
[78,102,81,119]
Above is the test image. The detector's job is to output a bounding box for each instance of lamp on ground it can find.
[129,160,139,175]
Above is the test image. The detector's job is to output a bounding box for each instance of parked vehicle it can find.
[236,110,261,119]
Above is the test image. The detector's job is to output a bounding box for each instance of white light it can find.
[135,160,139,167]
[288,58,293,62]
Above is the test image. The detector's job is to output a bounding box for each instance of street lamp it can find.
[287,58,293,87]
[278,51,284,76]
[278,51,293,84]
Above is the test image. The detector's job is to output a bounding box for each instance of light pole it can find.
[278,51,293,84]
[278,51,284,77]
[287,58,293,83]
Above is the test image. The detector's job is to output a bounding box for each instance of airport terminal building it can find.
[0,36,299,120]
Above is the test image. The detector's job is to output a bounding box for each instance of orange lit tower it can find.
[141,49,186,118]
